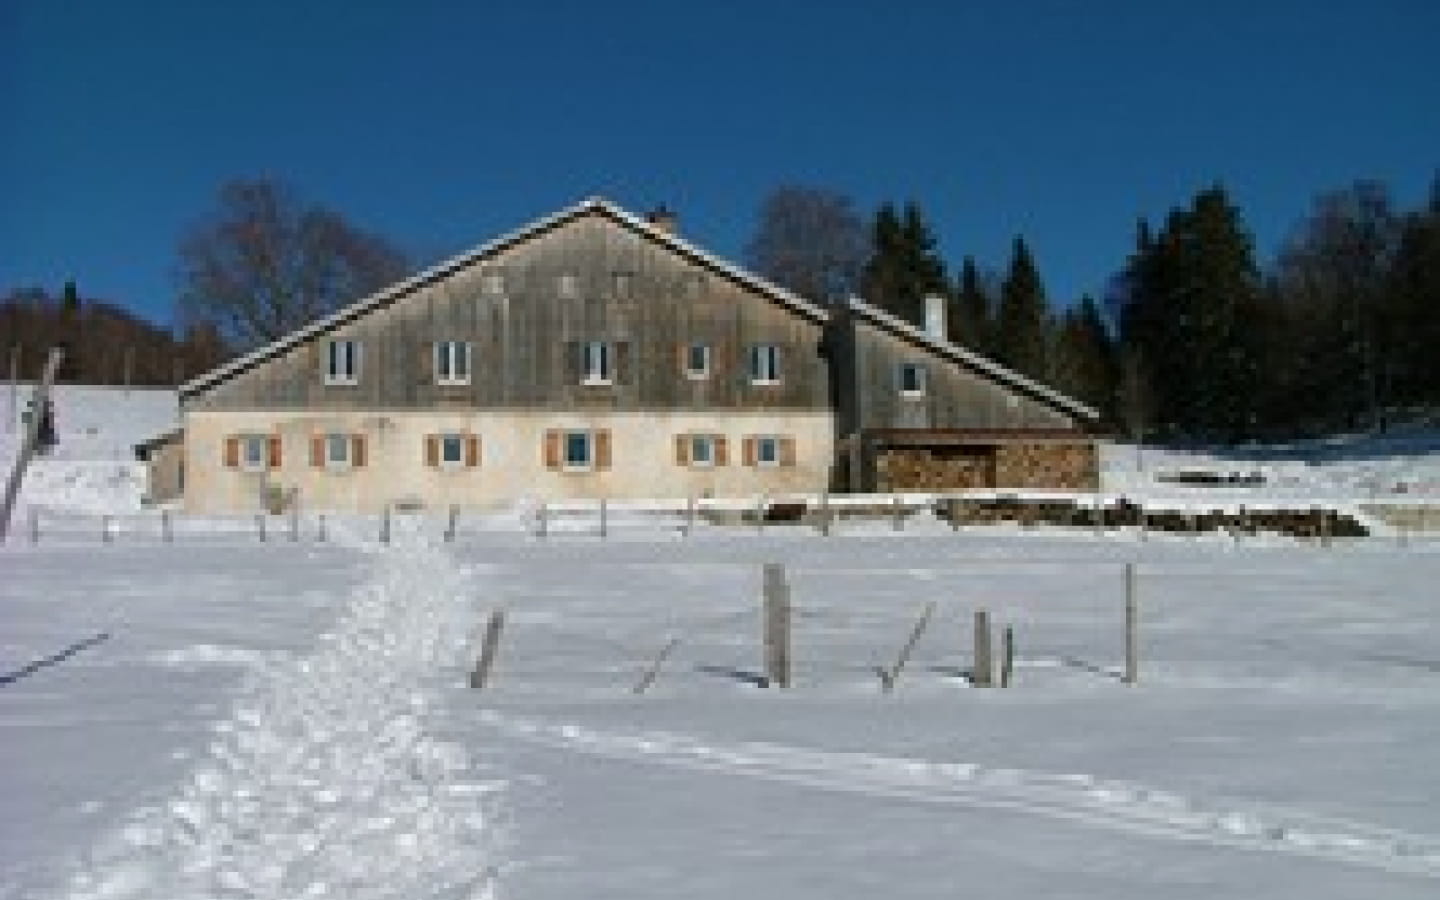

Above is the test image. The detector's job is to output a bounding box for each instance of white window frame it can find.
[324,339,360,386]
[582,341,613,385]
[686,343,711,380]
[240,434,267,473]
[689,434,716,468]
[749,344,781,385]
[439,432,465,470]
[563,430,593,471]
[900,362,927,397]
[325,432,352,470]
[755,435,780,468]
[435,341,471,386]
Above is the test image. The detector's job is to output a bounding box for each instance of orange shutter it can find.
[351,434,366,468]
[742,436,757,467]
[715,436,728,466]
[543,430,561,470]
[595,429,612,470]
[465,434,481,468]
[780,437,797,467]
[267,435,282,469]
[223,436,240,468]
[675,434,689,465]
[311,434,325,468]
[425,435,440,468]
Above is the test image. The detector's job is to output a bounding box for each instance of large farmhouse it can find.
[173,198,1099,513]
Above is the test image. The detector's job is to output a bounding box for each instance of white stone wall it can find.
[183,410,834,513]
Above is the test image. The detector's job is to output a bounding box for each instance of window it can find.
[900,362,927,396]
[755,436,780,467]
[685,343,711,380]
[324,339,360,385]
[441,434,464,466]
[558,273,579,299]
[691,434,715,467]
[748,344,781,384]
[241,434,267,472]
[435,341,471,385]
[582,341,613,384]
[564,431,592,469]
[326,433,351,468]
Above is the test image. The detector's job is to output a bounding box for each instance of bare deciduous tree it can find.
[745,186,868,305]
[176,178,409,349]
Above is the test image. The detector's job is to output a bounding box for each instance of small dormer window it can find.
[324,340,360,385]
[582,341,613,384]
[748,344,781,385]
[435,341,471,386]
[685,343,711,380]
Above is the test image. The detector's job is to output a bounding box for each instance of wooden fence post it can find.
[536,502,548,539]
[317,514,327,543]
[469,609,507,689]
[599,498,607,539]
[1123,562,1138,685]
[102,514,112,544]
[29,506,39,543]
[756,495,766,534]
[288,506,299,542]
[162,509,172,543]
[892,493,903,531]
[379,505,391,544]
[878,601,936,693]
[683,495,695,537]
[1000,625,1015,688]
[123,346,134,391]
[972,609,993,687]
[762,563,791,688]
[818,489,831,536]
[445,504,458,543]
[633,637,682,695]
[256,514,266,543]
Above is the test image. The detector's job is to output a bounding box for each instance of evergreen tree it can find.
[1049,295,1118,418]
[994,236,1050,379]
[860,201,946,327]
[950,256,992,353]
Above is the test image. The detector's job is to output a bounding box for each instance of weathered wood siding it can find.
[187,212,829,413]
[838,316,1080,434]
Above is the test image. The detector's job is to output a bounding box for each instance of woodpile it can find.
[939,499,1368,538]
[877,442,1098,492]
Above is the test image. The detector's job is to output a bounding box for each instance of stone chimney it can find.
[923,294,947,340]
[645,205,677,235]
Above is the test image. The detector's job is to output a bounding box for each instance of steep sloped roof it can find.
[844,296,1101,422]
[180,197,827,400]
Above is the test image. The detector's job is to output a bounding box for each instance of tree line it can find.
[745,178,1440,441]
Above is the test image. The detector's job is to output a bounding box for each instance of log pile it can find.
[939,498,1368,538]
[876,442,1099,492]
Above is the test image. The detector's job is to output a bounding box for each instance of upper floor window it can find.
[685,343,711,380]
[582,340,613,385]
[748,344,781,385]
[435,341,471,386]
[324,339,360,385]
[900,362,927,397]
[558,273,579,299]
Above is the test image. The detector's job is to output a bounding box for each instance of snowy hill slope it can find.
[1,384,177,513]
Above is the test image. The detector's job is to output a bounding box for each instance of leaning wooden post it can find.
[445,504,458,542]
[972,609,993,687]
[633,637,682,695]
[469,609,507,689]
[1000,625,1015,688]
[1123,562,1138,685]
[878,600,936,693]
[161,509,172,543]
[762,562,791,688]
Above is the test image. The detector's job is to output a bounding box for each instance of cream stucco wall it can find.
[183,410,835,513]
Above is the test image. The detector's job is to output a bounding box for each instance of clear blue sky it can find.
[3,0,1437,329]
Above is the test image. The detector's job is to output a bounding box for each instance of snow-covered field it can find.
[4,385,1440,899]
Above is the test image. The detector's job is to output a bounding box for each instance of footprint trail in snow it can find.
[59,522,503,900]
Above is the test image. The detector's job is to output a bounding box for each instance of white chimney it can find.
[923,294,947,340]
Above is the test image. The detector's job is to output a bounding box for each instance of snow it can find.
[4,386,1440,899]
